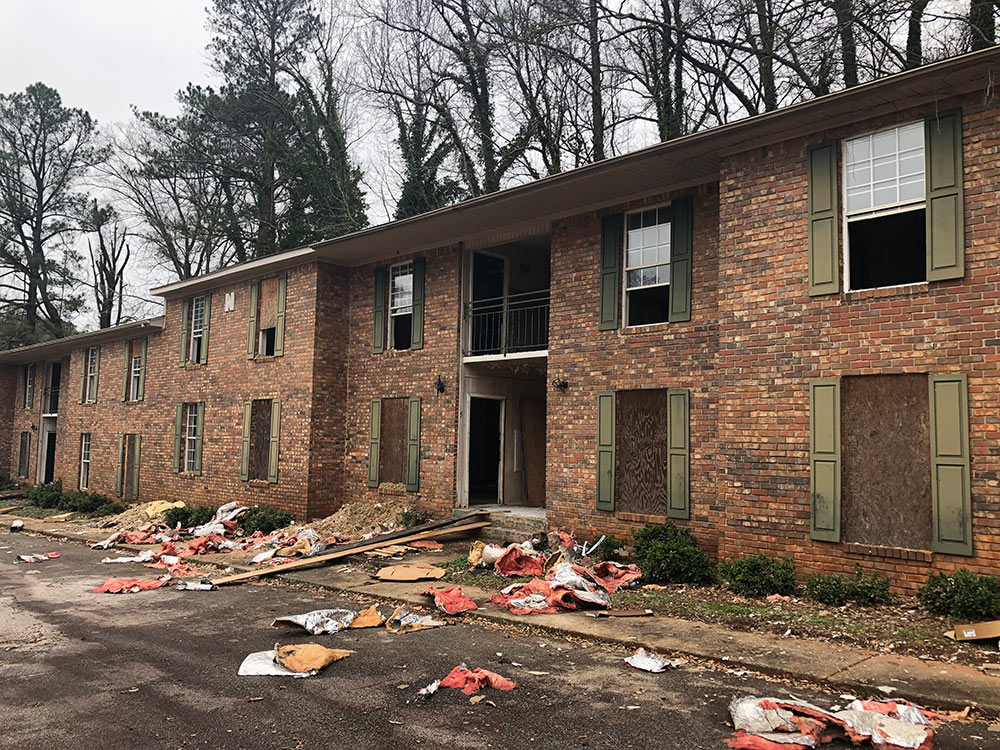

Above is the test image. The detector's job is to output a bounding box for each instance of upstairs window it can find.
[129,355,142,399]
[247,277,286,359]
[181,294,210,365]
[124,337,146,402]
[624,207,672,326]
[22,364,35,409]
[83,346,100,403]
[389,262,413,350]
[845,122,926,290]
[189,296,206,362]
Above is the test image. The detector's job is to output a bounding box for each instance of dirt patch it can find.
[282,500,414,539]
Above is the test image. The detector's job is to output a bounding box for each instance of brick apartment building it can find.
[2,49,999,590]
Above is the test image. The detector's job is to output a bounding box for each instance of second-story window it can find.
[22,364,35,409]
[83,346,100,403]
[247,277,286,359]
[389,262,413,350]
[190,296,206,362]
[624,207,672,326]
[129,354,142,400]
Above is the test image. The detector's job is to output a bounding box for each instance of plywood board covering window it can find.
[615,389,670,515]
[841,374,932,548]
[249,399,272,481]
[379,397,408,485]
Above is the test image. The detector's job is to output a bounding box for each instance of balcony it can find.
[463,289,549,358]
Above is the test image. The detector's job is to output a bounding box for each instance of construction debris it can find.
[9,519,23,532]
[439,664,517,694]
[16,552,59,563]
[385,605,445,634]
[491,561,614,615]
[494,546,545,577]
[272,609,356,635]
[351,605,386,628]
[376,562,447,582]
[588,609,653,618]
[90,577,171,594]
[726,696,963,750]
[238,643,353,677]
[417,680,441,698]
[422,586,478,614]
[624,647,682,673]
[175,579,215,591]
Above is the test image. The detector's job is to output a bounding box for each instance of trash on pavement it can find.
[16,552,60,563]
[143,500,185,518]
[175,579,216,591]
[90,577,171,594]
[410,540,443,550]
[191,501,247,537]
[725,695,961,750]
[272,609,356,635]
[101,550,157,564]
[385,605,444,633]
[421,586,478,614]
[375,562,446,582]
[251,548,278,564]
[439,664,517,694]
[588,609,653,618]
[10,519,24,532]
[417,679,440,698]
[273,643,354,673]
[624,647,682,673]
[948,619,1000,642]
[88,531,123,550]
[350,605,385,628]
[590,561,642,593]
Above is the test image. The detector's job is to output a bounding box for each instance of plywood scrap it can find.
[376,562,446,582]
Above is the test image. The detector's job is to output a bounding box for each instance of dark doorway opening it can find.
[468,397,502,504]
[43,431,56,483]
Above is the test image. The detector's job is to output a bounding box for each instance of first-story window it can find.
[22,364,35,408]
[624,207,671,326]
[17,432,30,477]
[174,402,204,475]
[389,262,414,350]
[79,433,91,490]
[185,403,199,472]
[844,121,926,290]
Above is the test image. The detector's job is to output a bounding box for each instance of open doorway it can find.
[468,396,503,505]
[38,418,56,484]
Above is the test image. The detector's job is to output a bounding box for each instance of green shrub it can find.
[632,522,714,584]
[93,501,127,517]
[0,475,20,491]
[719,554,796,598]
[850,565,893,606]
[919,569,1000,621]
[239,504,294,535]
[26,480,63,509]
[589,535,626,562]
[806,573,853,606]
[163,504,217,529]
[398,507,431,527]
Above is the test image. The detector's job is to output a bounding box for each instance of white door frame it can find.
[461,393,505,507]
[36,417,56,484]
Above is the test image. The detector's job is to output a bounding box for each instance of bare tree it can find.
[82,201,130,329]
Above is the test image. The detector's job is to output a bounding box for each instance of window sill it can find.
[182,361,203,370]
[176,471,201,480]
[617,322,671,336]
[843,281,928,303]
[845,541,932,563]
[378,482,410,496]
[252,355,280,363]
[247,479,272,489]
[616,510,668,524]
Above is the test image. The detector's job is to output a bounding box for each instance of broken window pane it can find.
[848,209,926,290]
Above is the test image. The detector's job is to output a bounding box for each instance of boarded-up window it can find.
[17,432,30,477]
[379,397,408,485]
[122,434,141,501]
[615,389,669,515]
[249,399,273,481]
[841,374,932,549]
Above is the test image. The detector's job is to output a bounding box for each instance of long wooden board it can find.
[211,520,491,586]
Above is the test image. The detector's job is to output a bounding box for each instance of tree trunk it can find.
[753,0,778,110]
[969,0,997,50]
[833,0,859,87]
[588,0,605,160]
[905,0,931,68]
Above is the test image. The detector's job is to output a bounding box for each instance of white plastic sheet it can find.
[271,609,356,635]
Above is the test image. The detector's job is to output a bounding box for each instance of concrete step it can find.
[455,507,548,544]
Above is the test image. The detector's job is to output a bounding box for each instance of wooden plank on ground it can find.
[211,520,490,586]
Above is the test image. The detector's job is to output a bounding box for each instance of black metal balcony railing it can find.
[463,289,550,356]
[43,386,60,415]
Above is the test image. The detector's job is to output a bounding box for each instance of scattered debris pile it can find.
[15,551,59,563]
[422,586,478,614]
[238,643,354,678]
[726,695,966,750]
[282,500,414,540]
[91,577,172,594]
[624,647,682,673]
[439,664,516,694]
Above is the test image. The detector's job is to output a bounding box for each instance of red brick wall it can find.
[342,246,462,516]
[0,366,16,477]
[546,185,722,554]
[716,92,1000,592]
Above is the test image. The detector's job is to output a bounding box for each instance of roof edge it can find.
[0,317,166,364]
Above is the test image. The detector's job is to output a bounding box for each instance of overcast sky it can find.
[0,1,212,125]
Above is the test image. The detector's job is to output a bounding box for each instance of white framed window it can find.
[22,364,35,408]
[128,354,142,401]
[84,346,99,403]
[185,402,199,473]
[189,296,206,362]
[389,262,414,350]
[844,121,927,290]
[79,433,91,490]
[624,206,672,327]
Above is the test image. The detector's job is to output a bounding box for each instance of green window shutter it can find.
[180,299,190,365]
[132,436,141,500]
[193,402,205,475]
[267,400,281,484]
[929,373,972,556]
[925,109,964,282]
[239,400,252,481]
[247,281,259,359]
[78,351,86,403]
[199,294,211,364]
[122,340,131,401]
[668,197,693,323]
[137,338,147,401]
[274,275,287,357]
[411,258,425,350]
[173,405,183,473]
[666,388,690,519]
[405,397,421,492]
[598,215,622,331]
[368,398,382,487]
[115,435,125,497]
[809,378,841,541]
[807,142,840,296]
[373,267,387,353]
[596,391,615,511]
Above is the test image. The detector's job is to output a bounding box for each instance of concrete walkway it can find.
[10,513,1000,714]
